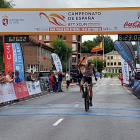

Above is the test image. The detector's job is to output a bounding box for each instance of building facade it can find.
[21,36,54,73]
[37,35,82,68]
[105,51,122,73]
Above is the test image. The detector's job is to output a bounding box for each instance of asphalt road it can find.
[0,77,140,140]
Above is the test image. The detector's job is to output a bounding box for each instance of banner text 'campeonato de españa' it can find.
[0,7,140,35]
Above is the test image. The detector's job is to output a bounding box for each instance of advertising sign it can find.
[0,7,140,35]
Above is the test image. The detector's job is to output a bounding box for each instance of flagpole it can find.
[103,38,104,61]
[96,51,97,72]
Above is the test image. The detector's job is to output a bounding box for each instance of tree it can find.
[82,35,114,54]
[82,40,96,53]
[52,37,73,72]
[0,0,15,70]
[92,58,104,73]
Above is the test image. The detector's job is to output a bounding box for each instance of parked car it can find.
[38,71,50,81]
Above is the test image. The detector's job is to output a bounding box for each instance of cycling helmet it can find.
[87,57,92,63]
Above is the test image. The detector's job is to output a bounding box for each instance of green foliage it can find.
[82,40,96,53]
[81,35,114,54]
[92,58,104,73]
[133,44,137,51]
[0,0,15,70]
[0,0,15,8]
[52,37,73,72]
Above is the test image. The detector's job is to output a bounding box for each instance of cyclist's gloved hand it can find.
[95,77,97,81]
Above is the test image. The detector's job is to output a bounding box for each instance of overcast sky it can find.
[11,0,140,42]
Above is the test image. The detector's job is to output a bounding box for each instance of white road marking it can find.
[20,101,23,103]
[4,105,9,107]
[25,100,29,102]
[53,118,64,126]
[36,97,39,98]
[110,84,113,85]
[117,84,121,85]
[31,98,35,100]
[75,104,79,107]
[48,94,50,95]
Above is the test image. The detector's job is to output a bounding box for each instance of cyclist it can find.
[78,57,97,106]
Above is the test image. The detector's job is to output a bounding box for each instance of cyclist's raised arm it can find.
[78,57,86,67]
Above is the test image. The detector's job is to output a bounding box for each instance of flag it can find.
[51,53,62,72]
[91,40,103,52]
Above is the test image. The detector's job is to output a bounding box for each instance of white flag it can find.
[121,58,129,84]
[51,53,62,72]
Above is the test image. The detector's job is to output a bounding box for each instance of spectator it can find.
[52,72,57,92]
[49,73,55,92]
[58,71,65,92]
[0,70,6,83]
[27,72,35,81]
[55,72,59,92]
[15,71,22,83]
[66,71,71,90]
[6,71,15,83]
[76,66,83,92]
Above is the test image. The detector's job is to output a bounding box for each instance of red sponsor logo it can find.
[124,21,140,28]
[2,15,8,26]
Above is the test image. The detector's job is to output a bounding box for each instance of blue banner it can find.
[136,41,140,64]
[13,43,25,82]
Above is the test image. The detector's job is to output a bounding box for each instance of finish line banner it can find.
[1,7,140,35]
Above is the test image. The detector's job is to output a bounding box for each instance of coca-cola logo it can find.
[124,21,140,28]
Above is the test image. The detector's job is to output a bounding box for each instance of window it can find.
[107,62,109,66]
[58,35,66,40]
[114,62,116,65]
[111,62,113,65]
[111,56,113,59]
[118,56,121,59]
[39,35,42,40]
[107,56,110,60]
[118,62,121,65]
[73,35,77,41]
[72,44,77,51]
[46,43,50,46]
[72,55,76,63]
[44,35,49,40]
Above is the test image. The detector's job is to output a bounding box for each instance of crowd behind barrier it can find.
[0,81,42,104]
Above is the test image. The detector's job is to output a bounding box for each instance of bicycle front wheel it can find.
[84,91,89,111]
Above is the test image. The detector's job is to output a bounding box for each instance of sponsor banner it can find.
[1,8,140,34]
[136,41,140,64]
[132,80,140,95]
[0,83,17,103]
[14,82,29,99]
[3,43,14,75]
[13,43,25,82]
[114,41,136,73]
[26,81,41,95]
[51,53,62,72]
[121,58,129,84]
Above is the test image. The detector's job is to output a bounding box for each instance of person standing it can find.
[66,71,71,90]
[58,71,65,92]
[49,73,55,92]
[120,73,123,86]
[52,72,57,92]
[15,71,22,83]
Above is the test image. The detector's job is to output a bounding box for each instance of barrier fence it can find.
[0,81,42,104]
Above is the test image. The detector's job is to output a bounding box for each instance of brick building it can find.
[37,35,82,69]
[21,36,54,73]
